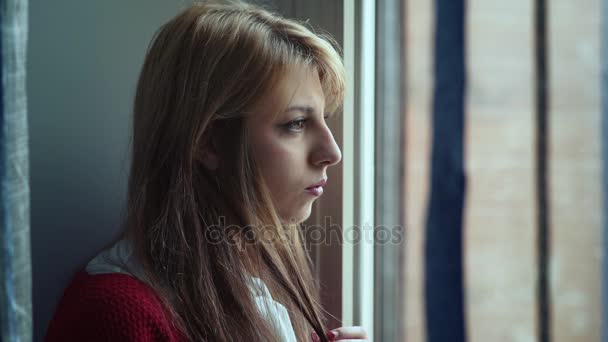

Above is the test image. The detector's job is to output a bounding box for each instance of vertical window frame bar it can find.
[342,0,376,337]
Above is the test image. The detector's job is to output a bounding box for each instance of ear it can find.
[200,145,219,171]
[197,121,225,171]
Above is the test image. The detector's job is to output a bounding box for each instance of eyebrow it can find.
[284,105,316,115]
[282,105,334,120]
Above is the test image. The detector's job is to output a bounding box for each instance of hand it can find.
[311,326,369,341]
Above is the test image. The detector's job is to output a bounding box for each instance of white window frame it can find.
[342,0,376,339]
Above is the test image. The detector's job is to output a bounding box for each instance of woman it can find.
[46,1,368,341]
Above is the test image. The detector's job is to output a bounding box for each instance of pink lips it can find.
[306,178,327,197]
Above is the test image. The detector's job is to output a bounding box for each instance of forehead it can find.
[247,65,325,121]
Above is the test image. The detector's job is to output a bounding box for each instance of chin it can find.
[280,204,313,225]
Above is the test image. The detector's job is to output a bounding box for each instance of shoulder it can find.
[59,271,163,313]
[45,271,184,342]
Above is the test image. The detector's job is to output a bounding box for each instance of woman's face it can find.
[246,65,341,223]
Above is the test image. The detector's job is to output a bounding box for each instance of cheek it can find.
[251,136,310,207]
[256,142,300,190]
[251,136,314,223]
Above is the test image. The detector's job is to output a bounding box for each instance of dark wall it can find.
[29,1,185,340]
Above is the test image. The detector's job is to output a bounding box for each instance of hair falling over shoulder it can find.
[121,1,345,341]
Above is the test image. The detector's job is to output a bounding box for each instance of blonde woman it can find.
[45,1,368,341]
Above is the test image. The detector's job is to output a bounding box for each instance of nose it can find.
[311,125,342,167]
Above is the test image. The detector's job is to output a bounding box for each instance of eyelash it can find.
[285,118,307,132]
[283,115,330,133]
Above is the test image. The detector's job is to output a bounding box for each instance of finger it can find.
[328,326,369,340]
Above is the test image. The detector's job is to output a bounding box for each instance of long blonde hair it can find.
[122,1,345,341]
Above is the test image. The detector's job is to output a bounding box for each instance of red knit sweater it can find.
[45,271,186,342]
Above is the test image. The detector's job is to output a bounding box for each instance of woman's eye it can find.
[284,118,307,132]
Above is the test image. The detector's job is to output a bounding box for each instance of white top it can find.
[85,239,297,341]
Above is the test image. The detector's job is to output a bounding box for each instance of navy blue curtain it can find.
[0,0,31,341]
[424,0,467,341]
[534,0,551,341]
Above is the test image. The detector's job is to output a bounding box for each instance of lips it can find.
[306,178,327,190]
[305,178,327,197]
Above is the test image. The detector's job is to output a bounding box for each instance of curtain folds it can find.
[0,0,31,341]
[424,0,467,341]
